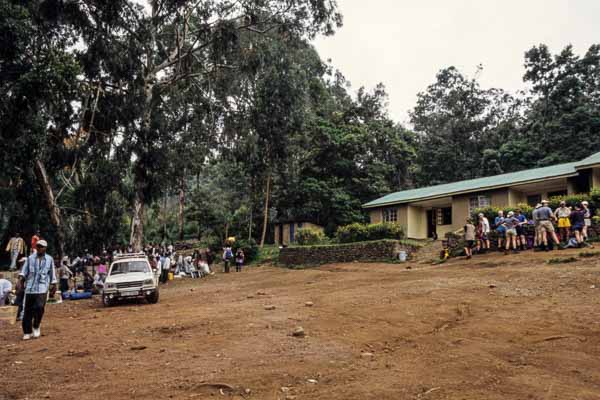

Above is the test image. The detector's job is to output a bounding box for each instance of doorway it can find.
[427,210,437,239]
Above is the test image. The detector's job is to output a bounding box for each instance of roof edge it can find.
[362,172,579,209]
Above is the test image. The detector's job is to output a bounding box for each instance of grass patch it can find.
[547,257,578,265]
[578,250,600,258]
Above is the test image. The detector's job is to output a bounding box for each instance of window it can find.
[468,195,491,213]
[382,208,398,223]
[436,207,452,225]
[527,194,542,207]
[109,261,150,275]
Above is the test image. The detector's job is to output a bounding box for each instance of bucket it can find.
[398,251,408,262]
[168,272,174,281]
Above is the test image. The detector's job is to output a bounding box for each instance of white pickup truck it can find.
[102,253,159,306]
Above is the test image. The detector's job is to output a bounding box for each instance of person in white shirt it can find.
[478,213,491,252]
[0,273,13,306]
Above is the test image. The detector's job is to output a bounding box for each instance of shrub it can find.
[579,251,600,258]
[547,193,591,210]
[547,257,578,265]
[335,222,405,243]
[296,228,326,246]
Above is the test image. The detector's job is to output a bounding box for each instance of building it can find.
[274,221,324,246]
[363,151,600,240]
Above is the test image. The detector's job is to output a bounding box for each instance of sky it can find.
[313,0,600,124]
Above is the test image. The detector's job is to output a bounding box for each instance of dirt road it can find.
[2,248,600,400]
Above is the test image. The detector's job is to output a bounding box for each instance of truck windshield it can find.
[110,261,150,275]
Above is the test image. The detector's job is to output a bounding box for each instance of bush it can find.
[296,228,326,246]
[336,223,405,243]
[234,238,259,263]
[547,193,591,210]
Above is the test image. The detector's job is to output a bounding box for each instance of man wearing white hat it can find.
[17,240,57,340]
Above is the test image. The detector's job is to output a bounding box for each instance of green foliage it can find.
[254,245,280,265]
[335,223,405,243]
[296,228,326,246]
[547,194,592,210]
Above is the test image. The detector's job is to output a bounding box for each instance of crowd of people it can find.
[463,200,594,259]
[2,233,249,341]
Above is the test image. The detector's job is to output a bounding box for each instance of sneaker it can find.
[33,328,41,338]
[22,334,32,341]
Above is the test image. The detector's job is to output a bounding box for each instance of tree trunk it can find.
[178,177,185,241]
[130,188,145,252]
[224,223,229,243]
[33,160,65,261]
[248,207,253,241]
[259,171,271,248]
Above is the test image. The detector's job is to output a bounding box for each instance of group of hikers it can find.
[463,200,594,259]
[2,233,248,341]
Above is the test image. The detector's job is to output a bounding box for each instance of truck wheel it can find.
[147,289,159,304]
[102,295,113,307]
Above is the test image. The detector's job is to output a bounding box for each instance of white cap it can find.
[37,239,48,248]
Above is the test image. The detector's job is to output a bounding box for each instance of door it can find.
[278,224,284,245]
[427,210,437,239]
[289,223,296,243]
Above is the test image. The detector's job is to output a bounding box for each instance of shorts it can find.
[538,220,555,234]
[516,225,525,236]
[481,232,489,240]
[465,240,476,248]
[558,217,571,228]
[496,229,506,238]
[584,219,592,227]
[572,224,584,232]
[506,228,517,237]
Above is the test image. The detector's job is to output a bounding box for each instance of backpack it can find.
[225,248,233,259]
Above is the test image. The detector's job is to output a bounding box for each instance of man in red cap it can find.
[18,239,57,340]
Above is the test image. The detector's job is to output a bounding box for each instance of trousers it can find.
[22,293,47,334]
[9,247,19,270]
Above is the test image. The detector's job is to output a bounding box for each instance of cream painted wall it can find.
[275,222,324,245]
[369,209,382,224]
[508,188,526,206]
[490,188,509,208]
[407,205,427,239]
[436,224,455,239]
[451,194,470,231]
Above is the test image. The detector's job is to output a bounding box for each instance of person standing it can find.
[5,232,25,271]
[18,240,57,340]
[494,211,506,250]
[30,230,40,254]
[478,213,491,252]
[223,246,233,273]
[502,211,520,254]
[554,201,572,243]
[582,201,592,241]
[0,273,12,305]
[206,248,214,274]
[235,249,245,272]
[537,200,561,251]
[58,258,73,295]
[463,218,476,260]
[514,208,528,250]
[570,204,586,247]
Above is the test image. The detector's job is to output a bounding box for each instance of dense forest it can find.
[1,1,600,259]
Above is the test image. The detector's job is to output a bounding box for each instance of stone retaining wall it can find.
[278,240,419,267]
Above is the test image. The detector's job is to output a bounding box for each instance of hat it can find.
[507,211,514,217]
[582,201,589,206]
[478,213,484,217]
[541,199,549,204]
[37,239,48,248]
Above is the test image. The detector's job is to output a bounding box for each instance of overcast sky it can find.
[313,0,600,124]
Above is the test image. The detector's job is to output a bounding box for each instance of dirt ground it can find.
[2,248,600,400]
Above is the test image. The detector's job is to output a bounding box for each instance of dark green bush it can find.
[336,223,405,243]
[296,228,326,246]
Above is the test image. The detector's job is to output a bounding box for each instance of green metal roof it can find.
[363,162,580,208]
[576,151,600,169]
